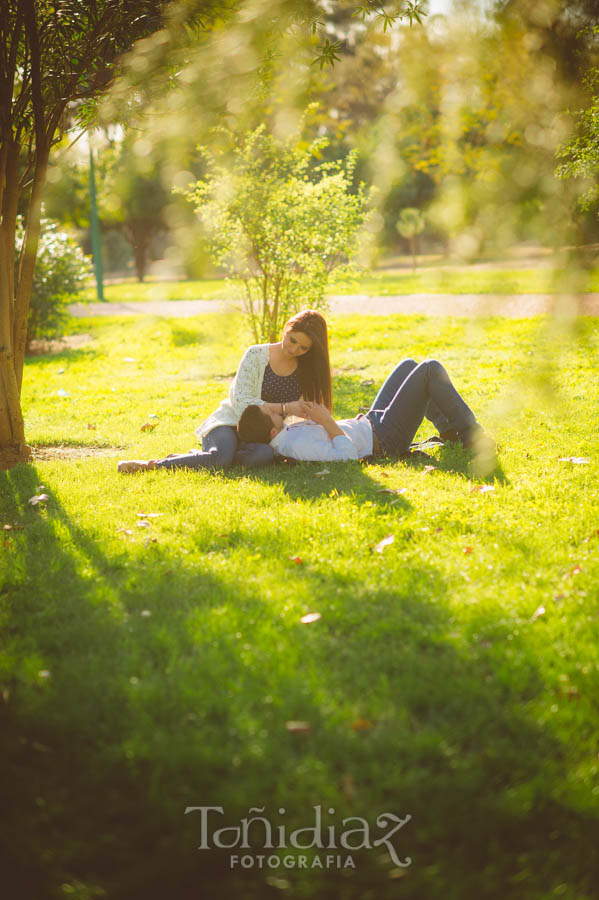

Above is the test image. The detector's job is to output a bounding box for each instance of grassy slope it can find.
[1,313,599,900]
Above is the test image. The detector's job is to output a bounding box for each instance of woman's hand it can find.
[303,401,335,427]
[285,399,312,418]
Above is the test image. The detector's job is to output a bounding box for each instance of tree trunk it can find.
[410,236,417,271]
[0,277,29,465]
[13,152,49,394]
[0,155,30,466]
[133,241,147,283]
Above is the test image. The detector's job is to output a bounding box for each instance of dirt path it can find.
[69,293,599,318]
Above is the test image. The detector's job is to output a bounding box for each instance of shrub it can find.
[182,125,373,342]
[15,217,92,351]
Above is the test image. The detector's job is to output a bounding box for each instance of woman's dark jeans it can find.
[366,358,478,455]
[155,425,275,471]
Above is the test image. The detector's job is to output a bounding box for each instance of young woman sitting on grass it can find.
[118,309,332,473]
[237,357,496,471]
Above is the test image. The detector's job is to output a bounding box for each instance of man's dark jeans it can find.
[366,358,478,455]
[155,425,274,471]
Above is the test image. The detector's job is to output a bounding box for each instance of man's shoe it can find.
[118,459,155,473]
[410,434,444,449]
[439,429,460,443]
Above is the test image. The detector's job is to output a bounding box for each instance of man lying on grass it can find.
[237,358,496,469]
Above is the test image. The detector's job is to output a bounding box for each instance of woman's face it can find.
[282,328,312,358]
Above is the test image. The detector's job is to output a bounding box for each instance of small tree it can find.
[396,207,426,269]
[182,126,372,341]
[15,218,91,350]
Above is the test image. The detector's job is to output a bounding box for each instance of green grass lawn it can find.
[2,312,599,899]
[79,265,599,304]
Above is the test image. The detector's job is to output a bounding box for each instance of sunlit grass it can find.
[2,312,599,899]
[79,265,599,305]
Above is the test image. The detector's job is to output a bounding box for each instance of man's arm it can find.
[303,402,344,439]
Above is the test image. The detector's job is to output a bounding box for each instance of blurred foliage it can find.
[557,65,599,220]
[43,131,206,279]
[182,123,373,340]
[15,219,91,351]
[99,136,170,282]
[38,0,599,276]
[95,0,593,270]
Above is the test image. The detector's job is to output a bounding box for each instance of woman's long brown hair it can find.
[284,309,332,411]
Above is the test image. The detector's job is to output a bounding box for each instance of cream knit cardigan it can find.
[195,344,272,440]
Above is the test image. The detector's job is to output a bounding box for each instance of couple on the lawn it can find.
[118,309,495,473]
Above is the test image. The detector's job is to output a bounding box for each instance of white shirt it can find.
[195,344,271,439]
[270,415,374,462]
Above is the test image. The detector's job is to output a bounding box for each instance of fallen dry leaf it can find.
[314,468,330,477]
[141,422,157,432]
[136,512,163,519]
[377,487,407,496]
[389,868,409,880]
[285,721,311,733]
[28,493,49,506]
[116,528,134,535]
[289,555,304,565]
[300,612,321,624]
[351,718,372,731]
[87,423,97,430]
[531,604,546,621]
[422,465,437,474]
[470,484,495,494]
[374,534,395,553]
[558,457,590,464]
[144,537,158,546]
[137,521,151,529]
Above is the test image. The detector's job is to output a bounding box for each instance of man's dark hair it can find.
[238,405,273,444]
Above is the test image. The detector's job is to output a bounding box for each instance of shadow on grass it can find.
[170,324,210,347]
[1,464,598,900]
[236,459,412,511]
[24,345,100,369]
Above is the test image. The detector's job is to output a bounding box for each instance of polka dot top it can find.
[261,363,302,404]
